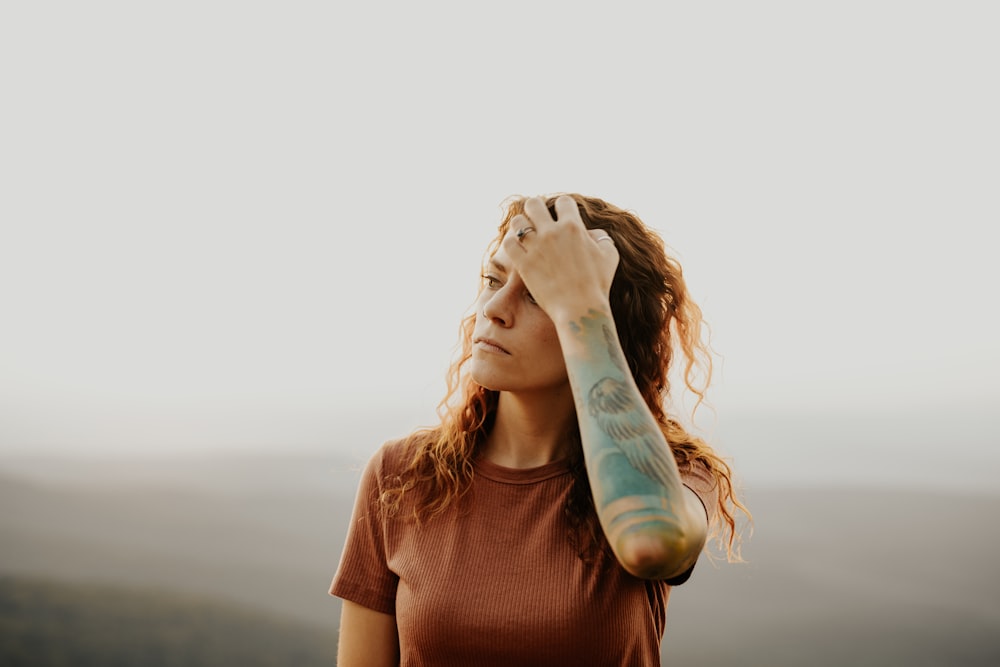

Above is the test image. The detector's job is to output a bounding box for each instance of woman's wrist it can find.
[551,301,617,361]
[548,295,613,334]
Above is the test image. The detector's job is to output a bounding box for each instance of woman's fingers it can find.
[499,196,620,316]
[510,213,533,233]
[553,194,581,225]
[523,194,585,230]
[588,228,620,266]
[511,197,616,258]
[506,213,533,254]
[587,228,615,246]
[523,196,555,230]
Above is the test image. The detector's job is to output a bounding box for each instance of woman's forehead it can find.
[486,254,509,274]
[486,243,512,270]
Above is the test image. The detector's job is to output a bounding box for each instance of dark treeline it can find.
[0,575,336,667]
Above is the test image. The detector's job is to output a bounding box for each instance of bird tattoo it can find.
[587,376,676,488]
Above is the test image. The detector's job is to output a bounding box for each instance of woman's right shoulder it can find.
[367,431,433,478]
[371,436,411,471]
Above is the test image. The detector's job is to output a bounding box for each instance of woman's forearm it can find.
[556,305,705,579]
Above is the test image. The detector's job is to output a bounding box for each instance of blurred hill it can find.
[1,454,999,665]
[0,455,358,628]
[664,485,1000,666]
[0,575,335,666]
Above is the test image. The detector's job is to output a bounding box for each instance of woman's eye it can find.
[482,274,501,289]
[526,291,537,305]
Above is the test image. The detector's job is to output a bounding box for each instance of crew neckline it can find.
[473,456,572,485]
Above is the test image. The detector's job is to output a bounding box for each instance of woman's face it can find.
[469,237,569,395]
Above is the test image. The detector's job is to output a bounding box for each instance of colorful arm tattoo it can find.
[564,308,689,563]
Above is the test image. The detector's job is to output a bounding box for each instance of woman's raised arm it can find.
[559,306,708,579]
[504,195,708,579]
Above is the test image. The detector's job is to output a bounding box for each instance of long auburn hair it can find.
[382,194,749,561]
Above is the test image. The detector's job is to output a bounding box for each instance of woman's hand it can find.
[500,195,620,326]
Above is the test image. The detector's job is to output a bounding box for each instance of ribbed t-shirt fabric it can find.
[330,438,717,666]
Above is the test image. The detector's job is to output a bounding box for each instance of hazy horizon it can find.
[2,403,997,500]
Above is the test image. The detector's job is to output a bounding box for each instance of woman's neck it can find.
[480,388,577,469]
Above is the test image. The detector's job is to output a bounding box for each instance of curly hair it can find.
[381,193,749,562]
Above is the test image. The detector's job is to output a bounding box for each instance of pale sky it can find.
[1,2,997,460]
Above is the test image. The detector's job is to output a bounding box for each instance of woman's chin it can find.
[469,367,503,392]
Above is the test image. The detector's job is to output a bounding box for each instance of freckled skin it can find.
[469,247,569,396]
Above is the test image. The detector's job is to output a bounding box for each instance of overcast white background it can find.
[1,3,997,488]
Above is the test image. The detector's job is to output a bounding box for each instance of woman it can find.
[331,194,747,666]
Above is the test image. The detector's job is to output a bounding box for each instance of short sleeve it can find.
[662,460,719,586]
[329,446,399,614]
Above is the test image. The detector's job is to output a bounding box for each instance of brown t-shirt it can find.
[330,438,716,666]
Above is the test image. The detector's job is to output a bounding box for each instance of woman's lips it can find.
[474,337,510,354]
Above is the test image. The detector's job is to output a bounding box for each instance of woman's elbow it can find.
[616,521,706,580]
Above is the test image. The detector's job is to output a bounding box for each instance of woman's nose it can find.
[481,289,514,327]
